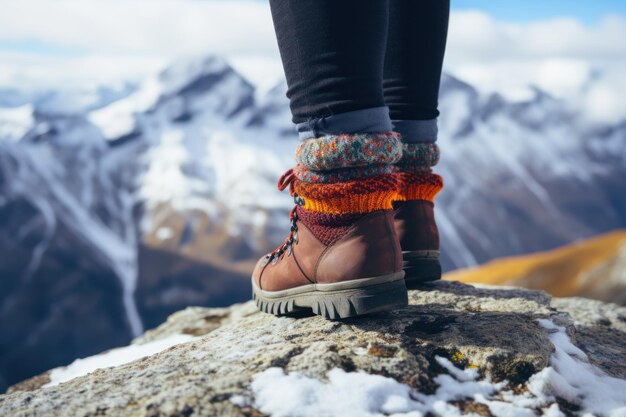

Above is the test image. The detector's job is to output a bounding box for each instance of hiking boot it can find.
[393,170,443,288]
[393,199,441,288]
[252,167,408,319]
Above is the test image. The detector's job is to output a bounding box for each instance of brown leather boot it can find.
[252,208,408,319]
[393,200,441,288]
[393,168,443,288]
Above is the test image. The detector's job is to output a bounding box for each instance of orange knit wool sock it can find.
[394,171,443,203]
[291,173,400,215]
[275,169,401,246]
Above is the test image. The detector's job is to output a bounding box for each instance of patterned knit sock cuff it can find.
[296,206,362,246]
[293,173,399,214]
[295,132,402,171]
[293,163,395,183]
[396,142,440,170]
[395,172,443,202]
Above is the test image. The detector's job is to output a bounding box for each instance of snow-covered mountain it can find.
[1,55,625,390]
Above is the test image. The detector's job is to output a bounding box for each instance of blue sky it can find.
[0,39,86,57]
[453,0,626,25]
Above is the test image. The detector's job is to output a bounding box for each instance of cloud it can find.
[445,11,626,123]
[447,12,626,61]
[0,0,280,89]
[0,51,167,89]
[0,0,278,57]
[0,1,625,122]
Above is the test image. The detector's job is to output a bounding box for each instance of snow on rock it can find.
[1,55,288,390]
[133,56,296,252]
[250,320,626,417]
[45,334,196,388]
[0,103,148,391]
[251,367,426,417]
[88,77,161,140]
[2,282,625,417]
[33,83,137,116]
[0,125,143,339]
[434,74,626,270]
[250,360,508,417]
[532,320,626,417]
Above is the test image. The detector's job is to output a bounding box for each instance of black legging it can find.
[269,0,450,124]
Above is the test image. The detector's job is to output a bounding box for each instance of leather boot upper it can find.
[252,210,402,292]
[393,200,440,252]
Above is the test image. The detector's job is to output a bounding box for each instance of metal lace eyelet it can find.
[294,196,305,206]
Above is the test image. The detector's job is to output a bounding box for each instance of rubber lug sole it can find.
[403,251,442,289]
[252,272,407,320]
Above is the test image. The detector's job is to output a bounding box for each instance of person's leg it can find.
[252,0,408,319]
[384,0,449,138]
[383,0,450,287]
[269,0,392,138]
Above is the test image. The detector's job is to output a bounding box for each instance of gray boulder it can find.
[1,281,625,417]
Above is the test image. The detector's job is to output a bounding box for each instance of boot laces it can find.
[263,168,305,266]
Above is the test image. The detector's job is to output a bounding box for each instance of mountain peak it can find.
[158,55,253,98]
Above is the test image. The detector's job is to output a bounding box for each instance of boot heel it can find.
[403,251,441,289]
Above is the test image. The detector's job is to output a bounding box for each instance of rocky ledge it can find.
[1,281,625,417]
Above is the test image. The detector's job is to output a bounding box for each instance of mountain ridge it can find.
[0,54,625,390]
[446,229,626,305]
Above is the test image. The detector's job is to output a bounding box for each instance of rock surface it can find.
[2,281,625,417]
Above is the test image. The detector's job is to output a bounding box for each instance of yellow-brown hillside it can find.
[444,230,626,305]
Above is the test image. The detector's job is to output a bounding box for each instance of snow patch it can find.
[534,319,626,417]
[249,320,626,417]
[88,77,161,140]
[45,334,195,388]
